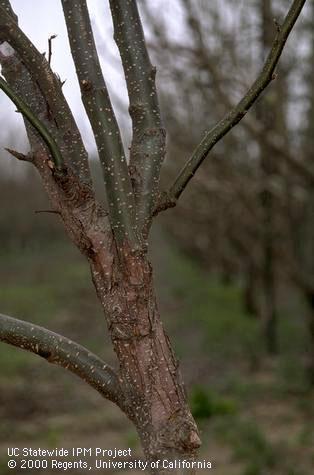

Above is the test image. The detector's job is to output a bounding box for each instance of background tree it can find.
[142,0,314,375]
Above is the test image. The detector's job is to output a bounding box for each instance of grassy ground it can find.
[0,230,313,474]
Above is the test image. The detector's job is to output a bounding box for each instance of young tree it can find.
[0,0,306,472]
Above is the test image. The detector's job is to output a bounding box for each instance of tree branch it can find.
[178,0,314,185]
[168,0,307,201]
[109,0,166,232]
[0,0,17,21]
[0,313,124,407]
[0,76,64,172]
[61,0,140,248]
[0,1,90,180]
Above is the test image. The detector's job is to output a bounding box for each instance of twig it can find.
[48,34,57,66]
[168,0,307,202]
[34,209,60,215]
[4,147,30,162]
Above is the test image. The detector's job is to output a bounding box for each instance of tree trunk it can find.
[90,245,201,473]
[244,262,260,319]
[259,0,279,355]
[306,292,314,387]
[263,270,278,355]
[34,159,201,473]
